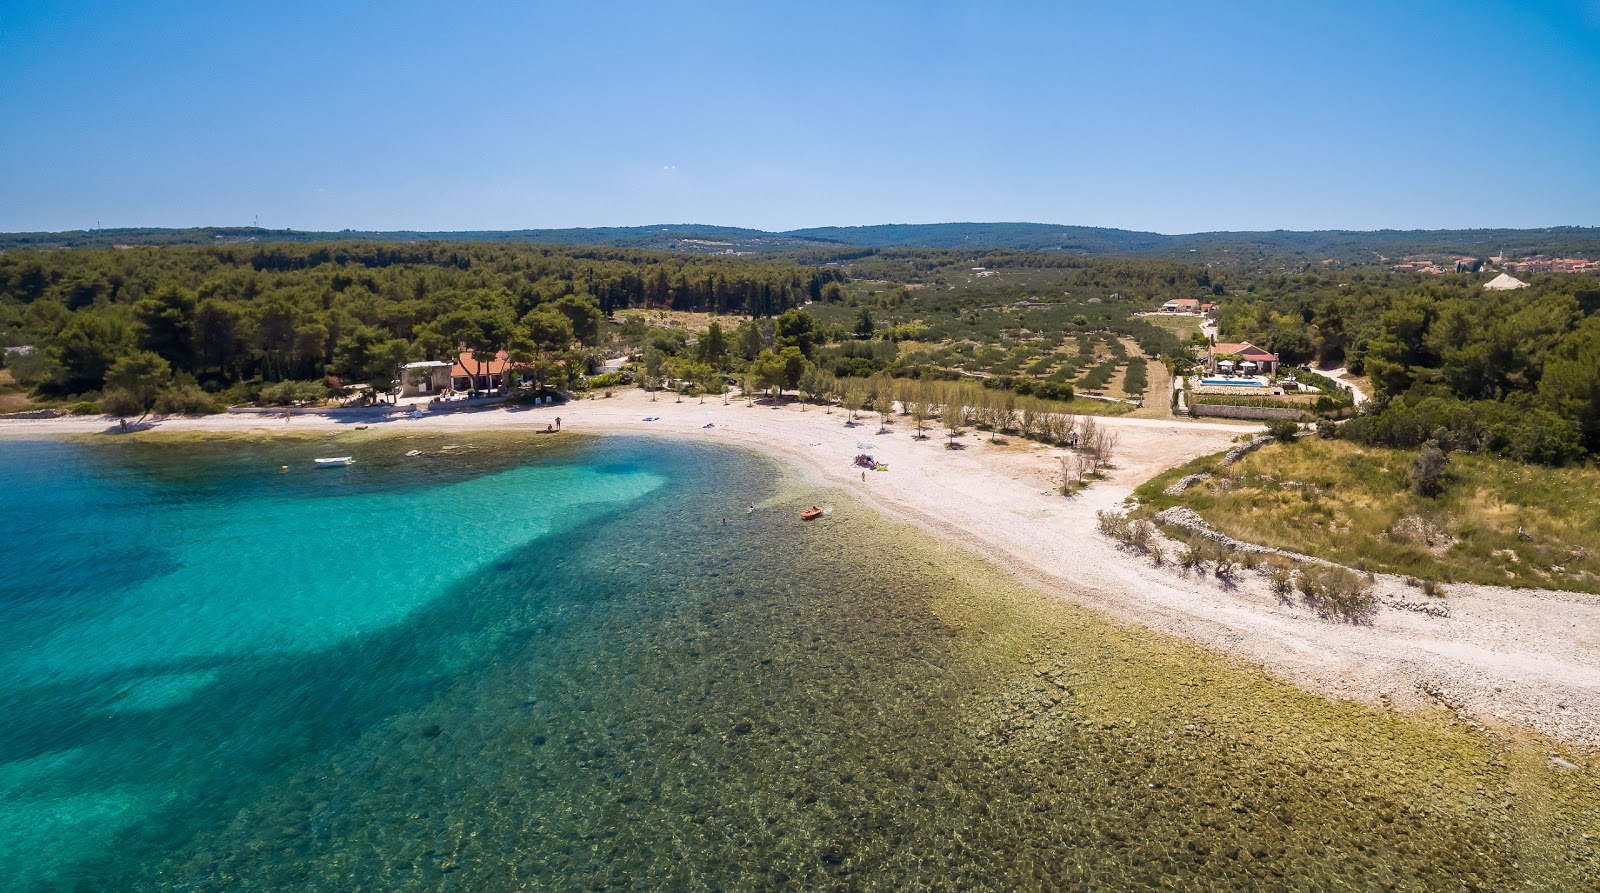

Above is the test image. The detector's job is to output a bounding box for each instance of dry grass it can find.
[614,308,749,334]
[0,368,40,413]
[1143,314,1205,340]
[1140,438,1600,593]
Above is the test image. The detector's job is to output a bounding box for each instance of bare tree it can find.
[1059,452,1081,495]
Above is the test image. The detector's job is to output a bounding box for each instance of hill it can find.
[4,222,1598,268]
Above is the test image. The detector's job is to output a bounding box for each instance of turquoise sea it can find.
[1,432,1595,891]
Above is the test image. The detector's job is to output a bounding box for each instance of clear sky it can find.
[2,0,1597,234]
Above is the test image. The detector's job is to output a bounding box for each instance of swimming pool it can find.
[1198,377,1268,387]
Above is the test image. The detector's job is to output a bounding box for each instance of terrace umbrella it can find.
[1240,361,1257,370]
[1216,360,1234,371]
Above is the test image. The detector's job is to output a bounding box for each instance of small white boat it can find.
[314,456,354,466]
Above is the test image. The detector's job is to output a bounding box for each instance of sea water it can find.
[1,432,1595,891]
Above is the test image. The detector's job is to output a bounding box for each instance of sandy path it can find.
[6,393,1598,746]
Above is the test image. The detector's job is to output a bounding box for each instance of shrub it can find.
[1214,554,1238,580]
[1096,510,1130,541]
[100,388,145,418]
[1407,577,1448,598]
[69,400,103,416]
[1316,418,1337,439]
[154,383,219,415]
[1299,565,1377,622]
[257,379,329,406]
[1410,441,1449,497]
[1122,358,1148,395]
[1340,396,1582,466]
[1266,561,1295,600]
[1125,520,1154,552]
[1264,419,1299,442]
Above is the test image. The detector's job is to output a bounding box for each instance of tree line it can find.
[0,242,843,414]
[1218,269,1600,463]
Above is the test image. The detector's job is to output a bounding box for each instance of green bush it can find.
[154,384,220,415]
[1265,419,1299,442]
[1341,395,1582,466]
[1298,565,1377,622]
[69,400,102,416]
[1410,442,1449,496]
[1078,360,1117,391]
[1266,561,1295,600]
[257,380,329,406]
[1122,358,1148,395]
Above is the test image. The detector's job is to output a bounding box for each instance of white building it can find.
[1484,273,1529,291]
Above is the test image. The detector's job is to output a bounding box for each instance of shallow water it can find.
[1,432,1596,891]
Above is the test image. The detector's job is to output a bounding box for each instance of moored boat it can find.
[314,456,354,466]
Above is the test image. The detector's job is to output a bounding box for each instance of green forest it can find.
[1219,270,1600,463]
[0,242,839,415]
[6,238,1600,469]
[7,222,1599,271]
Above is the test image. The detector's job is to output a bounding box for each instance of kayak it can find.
[314,457,354,466]
[799,507,824,520]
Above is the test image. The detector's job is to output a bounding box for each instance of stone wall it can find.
[1191,403,1309,422]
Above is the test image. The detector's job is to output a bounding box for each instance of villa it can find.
[1161,298,1202,313]
[1204,341,1279,375]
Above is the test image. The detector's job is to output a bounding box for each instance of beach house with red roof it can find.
[452,350,511,392]
[1204,341,1279,375]
[1161,298,1202,313]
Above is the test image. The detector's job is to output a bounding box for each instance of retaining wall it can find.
[1191,403,1309,422]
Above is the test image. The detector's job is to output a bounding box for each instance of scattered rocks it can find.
[1387,516,1457,555]
[1163,437,1269,496]
[1165,473,1212,497]
[1154,508,1293,559]
[1219,436,1273,468]
[1383,598,1451,619]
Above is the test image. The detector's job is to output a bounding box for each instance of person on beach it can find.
[555,416,561,430]
[284,408,291,424]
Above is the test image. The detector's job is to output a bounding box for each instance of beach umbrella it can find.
[1240,360,1257,369]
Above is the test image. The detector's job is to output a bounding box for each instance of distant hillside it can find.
[784,223,1600,265]
[4,222,1597,267]
[783,222,1172,254]
[0,225,843,254]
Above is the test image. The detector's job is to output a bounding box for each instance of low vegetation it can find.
[1137,438,1600,593]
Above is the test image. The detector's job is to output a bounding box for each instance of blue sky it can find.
[2,0,1597,233]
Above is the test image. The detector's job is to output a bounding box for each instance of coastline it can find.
[6,391,1599,749]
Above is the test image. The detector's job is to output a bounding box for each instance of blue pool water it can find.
[1198,377,1268,386]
